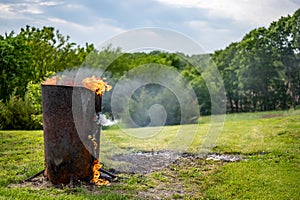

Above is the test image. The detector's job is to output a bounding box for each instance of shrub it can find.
[0,90,42,130]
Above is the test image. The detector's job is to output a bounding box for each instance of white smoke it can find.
[96,112,118,127]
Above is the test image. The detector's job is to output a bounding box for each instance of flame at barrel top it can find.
[43,75,112,96]
[82,76,112,96]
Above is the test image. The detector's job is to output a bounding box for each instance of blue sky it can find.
[0,0,299,52]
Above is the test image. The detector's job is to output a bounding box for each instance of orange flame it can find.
[82,76,112,96]
[91,159,110,186]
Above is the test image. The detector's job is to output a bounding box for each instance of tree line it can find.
[0,9,299,130]
[212,9,300,112]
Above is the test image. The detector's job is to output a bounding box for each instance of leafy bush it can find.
[26,81,42,113]
[25,80,43,127]
[0,90,42,130]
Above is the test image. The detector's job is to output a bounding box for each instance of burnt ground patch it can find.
[11,151,246,199]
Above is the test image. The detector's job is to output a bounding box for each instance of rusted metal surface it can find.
[42,85,101,185]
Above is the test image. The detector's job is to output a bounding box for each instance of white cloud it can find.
[155,0,300,27]
[24,0,42,3]
[185,20,230,33]
[19,4,44,14]
[0,1,63,19]
[0,2,43,18]
[65,3,85,9]
[47,17,123,33]
[183,20,237,51]
[45,17,125,46]
[0,4,18,19]
[40,1,64,6]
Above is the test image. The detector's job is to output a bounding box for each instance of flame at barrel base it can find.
[90,159,110,186]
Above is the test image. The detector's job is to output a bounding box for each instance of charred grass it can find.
[0,110,299,199]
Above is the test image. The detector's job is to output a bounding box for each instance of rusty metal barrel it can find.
[42,85,101,185]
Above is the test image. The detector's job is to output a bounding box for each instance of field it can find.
[0,110,299,199]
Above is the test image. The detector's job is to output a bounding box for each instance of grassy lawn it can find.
[0,110,299,199]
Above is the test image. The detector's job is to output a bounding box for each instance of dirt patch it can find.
[11,151,246,199]
[110,150,181,174]
[134,156,222,199]
[109,152,246,199]
[10,176,52,189]
[109,151,245,174]
[9,170,113,191]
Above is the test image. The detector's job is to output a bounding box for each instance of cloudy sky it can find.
[0,0,299,52]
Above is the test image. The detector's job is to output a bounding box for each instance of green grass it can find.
[0,131,44,187]
[0,110,299,199]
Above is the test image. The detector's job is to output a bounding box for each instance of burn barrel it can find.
[42,85,101,185]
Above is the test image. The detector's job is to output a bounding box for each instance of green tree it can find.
[19,25,93,80]
[268,10,300,108]
[235,28,280,111]
[213,42,240,112]
[0,32,34,100]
